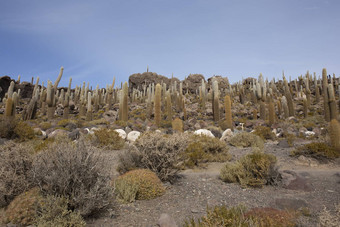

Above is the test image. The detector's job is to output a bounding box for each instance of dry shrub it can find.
[13,121,35,142]
[0,142,34,207]
[115,169,165,203]
[229,132,264,149]
[130,132,190,182]
[39,122,52,131]
[0,116,17,139]
[318,204,340,227]
[183,135,230,168]
[117,147,142,174]
[32,140,114,217]
[253,126,276,140]
[92,128,125,150]
[4,187,43,226]
[184,205,297,227]
[245,207,297,227]
[34,195,86,227]
[290,142,339,161]
[220,151,280,187]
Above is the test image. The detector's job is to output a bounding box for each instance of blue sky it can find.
[0,0,339,88]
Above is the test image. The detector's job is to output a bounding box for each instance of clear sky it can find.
[0,0,339,88]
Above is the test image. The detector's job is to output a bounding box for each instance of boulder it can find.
[0,76,13,99]
[127,131,141,142]
[103,110,118,122]
[194,129,214,138]
[115,129,127,139]
[220,129,233,142]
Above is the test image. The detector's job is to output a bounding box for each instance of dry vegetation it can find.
[0,68,339,226]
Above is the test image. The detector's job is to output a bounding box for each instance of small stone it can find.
[114,129,127,139]
[194,129,214,138]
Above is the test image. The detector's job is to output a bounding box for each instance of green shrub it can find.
[92,128,125,150]
[115,169,165,203]
[14,121,35,141]
[117,148,142,174]
[253,126,276,140]
[32,140,114,217]
[220,151,279,187]
[0,142,34,207]
[183,135,230,168]
[229,132,264,149]
[4,187,43,226]
[132,132,190,182]
[39,122,52,131]
[35,195,86,227]
[56,119,74,127]
[290,142,339,161]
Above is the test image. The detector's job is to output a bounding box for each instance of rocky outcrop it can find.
[0,76,13,99]
[15,82,34,99]
[207,76,230,91]
[128,72,179,92]
[182,74,205,94]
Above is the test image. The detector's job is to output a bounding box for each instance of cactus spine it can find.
[154,84,162,127]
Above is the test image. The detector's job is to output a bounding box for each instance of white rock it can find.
[127,131,141,142]
[155,129,162,133]
[114,129,127,139]
[305,131,315,138]
[194,129,214,138]
[220,129,233,141]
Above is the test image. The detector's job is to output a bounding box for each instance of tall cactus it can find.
[86,92,92,121]
[322,68,330,122]
[122,82,128,122]
[224,95,233,129]
[329,119,340,153]
[328,83,338,120]
[5,81,15,118]
[154,84,162,127]
[46,80,55,119]
[268,99,275,125]
[212,80,220,122]
[283,78,294,117]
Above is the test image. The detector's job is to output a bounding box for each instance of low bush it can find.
[220,151,279,188]
[4,187,43,226]
[117,147,142,174]
[129,132,190,182]
[318,204,340,227]
[229,132,264,149]
[39,122,52,131]
[0,142,34,207]
[92,128,125,150]
[184,205,297,227]
[32,140,114,217]
[115,169,165,203]
[0,116,17,139]
[13,121,35,142]
[290,142,339,161]
[253,126,276,140]
[34,195,86,227]
[183,135,230,168]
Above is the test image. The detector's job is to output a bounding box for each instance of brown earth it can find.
[87,141,340,227]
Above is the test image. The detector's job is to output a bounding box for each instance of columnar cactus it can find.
[328,83,338,120]
[268,99,275,125]
[329,119,340,153]
[283,78,294,117]
[154,84,162,127]
[281,96,289,119]
[122,82,128,122]
[259,101,266,120]
[224,95,233,129]
[212,80,220,122]
[165,90,172,120]
[46,81,55,119]
[86,92,92,121]
[322,68,330,122]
